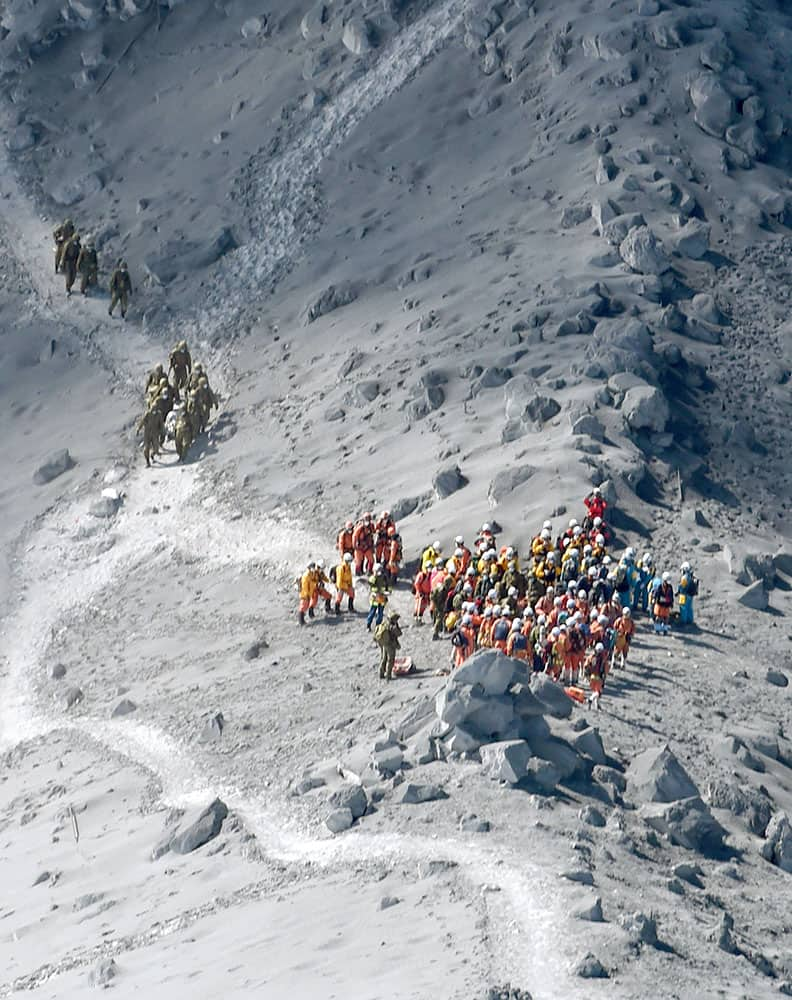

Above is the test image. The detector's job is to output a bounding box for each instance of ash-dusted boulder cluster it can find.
[425,650,606,791]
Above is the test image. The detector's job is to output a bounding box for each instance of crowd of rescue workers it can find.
[298,489,699,703]
[51,218,701,704]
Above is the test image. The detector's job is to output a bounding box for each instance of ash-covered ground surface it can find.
[1,1,791,997]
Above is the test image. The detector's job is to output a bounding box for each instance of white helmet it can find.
[508,586,518,597]
[434,558,444,568]
[593,516,602,527]
[681,561,691,572]
[481,523,492,533]
[603,555,611,565]
[455,547,463,557]
[433,539,441,550]
[484,607,493,618]
[578,589,587,599]
[595,533,605,546]
[506,547,515,557]
[462,614,472,626]
[463,583,473,594]
[553,596,562,607]
[500,607,510,618]
[662,571,671,582]
[316,558,325,568]
[566,599,575,610]
[455,535,464,545]
[547,552,557,563]
[573,526,583,537]
[487,589,497,601]
[511,619,521,631]
[583,544,592,554]
[493,605,502,616]
[643,552,653,565]
[343,552,353,562]
[537,614,546,624]
[465,566,476,576]
[551,627,560,637]
[568,547,579,558]
[373,563,382,573]
[540,528,551,540]
[595,642,604,652]
[568,519,578,529]
[625,547,636,560]
[543,520,552,531]
[623,607,631,617]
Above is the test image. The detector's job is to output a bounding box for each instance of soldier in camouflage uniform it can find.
[136,405,164,468]
[53,218,74,273]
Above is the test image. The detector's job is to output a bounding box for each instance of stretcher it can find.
[392,656,416,677]
[564,686,588,704]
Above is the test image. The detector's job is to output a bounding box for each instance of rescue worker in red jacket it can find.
[374,510,394,563]
[337,521,355,561]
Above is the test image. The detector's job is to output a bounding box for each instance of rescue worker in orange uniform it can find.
[385,525,402,583]
[506,619,530,661]
[352,513,375,575]
[478,607,495,648]
[612,606,635,668]
[451,614,477,669]
[311,559,333,615]
[412,565,431,622]
[374,510,394,563]
[337,521,355,561]
[586,641,608,710]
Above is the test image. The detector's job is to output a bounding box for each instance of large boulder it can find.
[619,226,670,274]
[144,229,237,286]
[432,465,468,499]
[169,798,228,855]
[687,72,737,138]
[738,581,769,611]
[303,282,358,324]
[761,812,792,874]
[342,18,373,56]
[33,449,75,485]
[450,650,516,697]
[531,736,584,780]
[396,783,449,805]
[570,727,607,766]
[641,796,727,855]
[705,779,772,836]
[479,740,532,785]
[487,466,536,505]
[329,783,368,820]
[672,219,711,259]
[622,385,670,433]
[436,684,488,727]
[529,673,573,719]
[627,745,699,803]
[465,696,516,739]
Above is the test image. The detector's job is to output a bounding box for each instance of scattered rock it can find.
[200,712,225,743]
[480,740,532,785]
[627,744,699,803]
[574,896,604,922]
[460,814,491,833]
[63,686,84,710]
[342,18,373,56]
[570,727,607,765]
[241,15,267,39]
[6,123,37,153]
[529,673,573,719]
[619,226,670,274]
[561,869,595,886]
[355,380,380,404]
[525,758,561,792]
[622,384,670,434]
[379,895,400,910]
[33,449,75,485]
[688,72,736,138]
[396,783,449,805]
[169,798,229,855]
[89,496,120,519]
[488,466,536,505]
[50,662,67,680]
[111,698,136,718]
[326,808,354,833]
[761,812,792,873]
[672,219,711,260]
[766,669,788,688]
[573,953,609,978]
[329,784,368,820]
[673,862,704,888]
[304,282,358,324]
[579,805,606,828]
[243,639,268,661]
[49,171,103,206]
[433,465,468,500]
[738,581,769,611]
[641,796,728,855]
[88,957,118,988]
[619,911,658,947]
